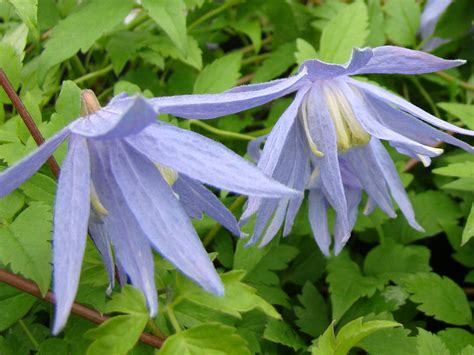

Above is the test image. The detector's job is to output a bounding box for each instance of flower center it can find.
[323,84,370,152]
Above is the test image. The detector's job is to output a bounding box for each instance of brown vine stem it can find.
[0,269,165,348]
[0,69,60,178]
[0,70,165,348]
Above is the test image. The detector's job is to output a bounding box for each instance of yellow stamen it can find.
[155,163,178,186]
[300,95,324,157]
[91,182,108,216]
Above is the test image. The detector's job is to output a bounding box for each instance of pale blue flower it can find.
[419,0,452,51]
[0,91,297,334]
[150,46,472,255]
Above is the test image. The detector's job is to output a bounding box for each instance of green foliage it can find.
[312,317,400,355]
[193,52,242,94]
[384,0,420,46]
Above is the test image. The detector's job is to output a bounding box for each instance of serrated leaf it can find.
[319,1,368,64]
[0,283,36,331]
[295,38,318,66]
[176,270,280,319]
[327,252,385,320]
[142,0,188,55]
[433,162,474,178]
[384,0,420,46]
[193,52,242,94]
[401,273,472,325]
[85,286,148,355]
[160,323,250,355]
[312,317,400,355]
[19,173,56,205]
[364,241,431,282]
[461,204,474,246]
[358,327,416,355]
[0,43,22,104]
[232,19,262,53]
[366,0,385,46]
[437,102,474,130]
[295,282,329,337]
[0,191,24,221]
[252,41,296,83]
[263,319,306,351]
[38,0,134,83]
[416,329,450,355]
[0,203,52,294]
[7,0,38,37]
[106,31,152,74]
[438,328,474,354]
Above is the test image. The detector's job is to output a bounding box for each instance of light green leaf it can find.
[0,191,24,221]
[438,328,474,354]
[416,329,450,355]
[364,241,431,282]
[0,43,22,104]
[6,0,38,37]
[160,323,250,355]
[366,0,385,46]
[433,162,474,178]
[19,173,56,205]
[176,270,280,319]
[264,319,306,351]
[401,272,472,325]
[312,317,400,355]
[252,41,296,83]
[327,252,385,320]
[295,282,329,337]
[319,0,368,64]
[3,23,29,60]
[0,203,52,294]
[438,102,474,129]
[358,327,416,355]
[232,19,262,53]
[106,31,153,74]
[462,203,474,246]
[384,0,420,46]
[142,0,188,55]
[295,38,318,66]
[193,52,242,94]
[85,286,148,355]
[38,0,134,83]
[0,283,36,331]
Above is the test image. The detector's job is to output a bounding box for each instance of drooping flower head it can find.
[0,90,297,334]
[151,46,472,255]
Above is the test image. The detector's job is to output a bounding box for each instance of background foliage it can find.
[0,0,473,354]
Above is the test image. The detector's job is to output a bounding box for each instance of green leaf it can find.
[433,0,474,40]
[319,1,368,64]
[176,270,280,320]
[37,339,69,355]
[0,203,52,294]
[160,323,250,355]
[142,0,188,55]
[85,286,149,355]
[437,102,474,129]
[366,0,385,47]
[19,173,56,205]
[295,38,318,66]
[364,241,431,282]
[438,328,474,354]
[462,204,474,246]
[6,0,38,37]
[106,31,153,74]
[232,19,262,53]
[416,329,450,355]
[312,317,400,355]
[294,282,329,338]
[38,0,134,83]
[384,0,420,46]
[0,43,22,104]
[0,283,36,331]
[0,191,24,221]
[263,319,306,351]
[401,273,472,325]
[358,327,416,355]
[252,41,296,83]
[3,23,29,59]
[433,162,474,178]
[193,52,242,94]
[327,252,385,320]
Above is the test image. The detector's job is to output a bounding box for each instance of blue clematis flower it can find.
[150,46,473,255]
[419,0,452,51]
[0,90,297,334]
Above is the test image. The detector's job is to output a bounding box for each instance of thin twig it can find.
[435,71,474,91]
[0,269,165,348]
[0,69,60,178]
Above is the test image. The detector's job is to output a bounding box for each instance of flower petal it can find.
[149,70,309,119]
[0,127,70,198]
[173,175,241,237]
[419,0,452,40]
[308,189,331,256]
[52,135,91,334]
[306,85,350,239]
[247,135,267,163]
[369,138,424,231]
[259,199,289,247]
[127,123,298,198]
[245,198,280,246]
[333,187,361,254]
[353,46,464,75]
[110,142,224,295]
[89,141,158,316]
[348,78,474,136]
[70,96,157,139]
